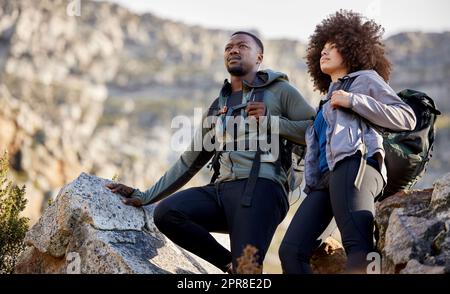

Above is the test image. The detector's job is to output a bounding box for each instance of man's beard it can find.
[227,65,246,76]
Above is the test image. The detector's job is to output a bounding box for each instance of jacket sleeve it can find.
[277,82,315,145]
[131,103,217,205]
[349,75,417,131]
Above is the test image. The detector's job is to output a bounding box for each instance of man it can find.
[107,31,315,273]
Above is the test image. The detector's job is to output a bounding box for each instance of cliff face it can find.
[0,0,123,221]
[388,31,450,111]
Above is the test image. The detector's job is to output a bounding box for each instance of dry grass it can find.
[236,245,263,274]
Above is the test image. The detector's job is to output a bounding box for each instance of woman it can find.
[279,10,416,273]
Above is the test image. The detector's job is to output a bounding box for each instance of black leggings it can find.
[279,155,383,273]
[153,178,288,272]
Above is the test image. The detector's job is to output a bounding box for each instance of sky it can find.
[106,0,450,41]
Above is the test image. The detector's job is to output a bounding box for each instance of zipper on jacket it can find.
[322,102,335,170]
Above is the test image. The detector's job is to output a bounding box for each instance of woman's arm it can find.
[333,74,416,131]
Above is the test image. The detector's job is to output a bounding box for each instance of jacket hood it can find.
[247,69,289,88]
[220,69,289,96]
[345,69,381,80]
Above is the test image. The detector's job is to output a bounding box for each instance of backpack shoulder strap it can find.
[318,75,357,113]
[207,95,227,184]
[209,89,265,185]
[206,97,220,116]
[240,88,265,207]
[340,75,357,92]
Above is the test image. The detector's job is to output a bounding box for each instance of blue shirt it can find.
[313,109,329,174]
[314,108,380,175]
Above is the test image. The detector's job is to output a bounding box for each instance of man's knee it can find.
[153,200,181,232]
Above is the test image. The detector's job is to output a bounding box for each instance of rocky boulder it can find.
[376,173,450,274]
[15,173,224,274]
[311,237,346,274]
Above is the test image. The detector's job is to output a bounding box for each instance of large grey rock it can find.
[15,173,224,274]
[400,259,445,274]
[376,173,450,274]
[431,173,450,212]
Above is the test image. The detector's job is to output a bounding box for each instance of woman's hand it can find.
[330,90,352,109]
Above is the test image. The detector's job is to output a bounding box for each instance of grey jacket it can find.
[132,69,315,205]
[304,70,417,193]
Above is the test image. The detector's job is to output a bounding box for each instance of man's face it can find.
[224,34,263,77]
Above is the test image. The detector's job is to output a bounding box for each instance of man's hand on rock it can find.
[106,183,144,207]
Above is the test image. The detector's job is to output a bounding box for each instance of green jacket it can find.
[132,69,315,205]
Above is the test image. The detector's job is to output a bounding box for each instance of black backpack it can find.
[339,77,441,200]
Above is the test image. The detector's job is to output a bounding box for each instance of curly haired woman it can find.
[279,10,416,274]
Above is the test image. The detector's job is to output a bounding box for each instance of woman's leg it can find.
[279,189,334,274]
[329,157,383,273]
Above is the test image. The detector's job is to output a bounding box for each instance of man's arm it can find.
[131,146,213,205]
[130,107,216,205]
[278,82,316,144]
[108,101,218,206]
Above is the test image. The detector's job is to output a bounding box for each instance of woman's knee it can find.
[279,241,313,274]
[279,241,309,265]
[278,242,292,265]
[340,210,375,253]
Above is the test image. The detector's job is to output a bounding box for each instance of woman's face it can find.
[320,42,347,76]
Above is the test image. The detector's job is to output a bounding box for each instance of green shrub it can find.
[0,152,29,274]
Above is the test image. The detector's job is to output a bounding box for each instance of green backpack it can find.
[378,89,441,200]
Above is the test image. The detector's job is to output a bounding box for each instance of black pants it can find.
[153,178,288,272]
[279,155,383,273]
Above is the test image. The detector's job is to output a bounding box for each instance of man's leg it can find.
[153,185,231,272]
[279,189,333,273]
[219,178,289,272]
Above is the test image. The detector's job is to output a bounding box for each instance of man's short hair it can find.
[231,31,264,54]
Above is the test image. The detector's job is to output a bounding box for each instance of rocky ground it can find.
[15,172,450,274]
